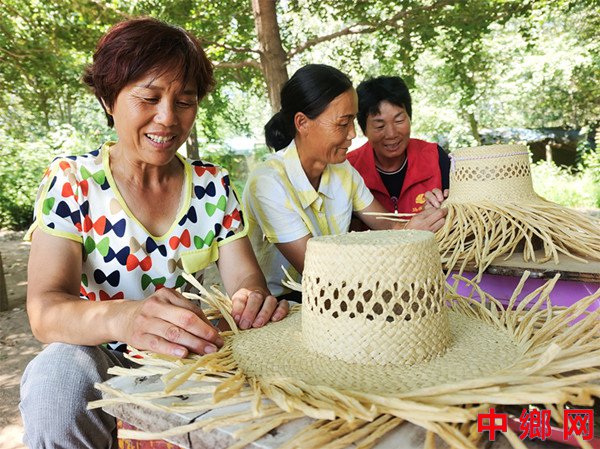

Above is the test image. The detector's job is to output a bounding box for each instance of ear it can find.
[294,112,310,137]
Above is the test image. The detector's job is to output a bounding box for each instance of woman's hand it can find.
[123,288,223,358]
[424,188,449,209]
[231,289,289,330]
[405,206,447,233]
[217,236,290,330]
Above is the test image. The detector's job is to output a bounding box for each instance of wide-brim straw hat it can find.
[93,230,600,449]
[435,144,600,278]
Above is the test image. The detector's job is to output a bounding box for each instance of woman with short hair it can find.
[20,17,288,448]
[348,75,450,215]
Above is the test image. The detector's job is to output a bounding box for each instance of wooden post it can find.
[0,252,8,311]
[545,143,553,162]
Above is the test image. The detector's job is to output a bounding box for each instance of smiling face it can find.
[302,89,358,166]
[364,101,411,168]
[109,69,199,166]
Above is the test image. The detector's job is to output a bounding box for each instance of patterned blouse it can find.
[27,142,245,307]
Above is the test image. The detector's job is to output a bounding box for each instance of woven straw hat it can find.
[436,144,600,277]
[232,231,519,393]
[95,230,600,449]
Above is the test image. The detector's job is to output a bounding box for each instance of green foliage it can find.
[531,159,600,209]
[1,0,599,228]
[0,125,86,229]
[198,146,249,195]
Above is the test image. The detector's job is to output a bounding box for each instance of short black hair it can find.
[264,64,353,151]
[356,76,412,134]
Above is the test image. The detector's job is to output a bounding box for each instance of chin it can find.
[332,155,347,165]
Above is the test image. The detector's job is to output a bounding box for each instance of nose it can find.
[154,100,178,126]
[347,121,356,141]
[383,124,397,139]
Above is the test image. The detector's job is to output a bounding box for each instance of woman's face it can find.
[110,69,198,166]
[364,101,411,163]
[303,89,358,165]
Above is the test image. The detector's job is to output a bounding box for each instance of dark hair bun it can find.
[264,111,294,151]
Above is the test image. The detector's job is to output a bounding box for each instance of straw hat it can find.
[435,144,600,278]
[95,230,600,449]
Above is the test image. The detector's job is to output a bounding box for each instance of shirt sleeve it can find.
[26,158,84,243]
[243,168,310,244]
[349,163,375,212]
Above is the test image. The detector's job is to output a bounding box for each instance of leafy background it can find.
[1,0,599,229]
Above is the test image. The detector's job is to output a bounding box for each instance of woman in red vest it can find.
[347,76,449,217]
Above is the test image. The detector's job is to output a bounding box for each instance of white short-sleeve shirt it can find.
[242,142,374,296]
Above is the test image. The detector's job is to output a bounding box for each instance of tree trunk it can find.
[251,0,289,112]
[467,112,482,146]
[0,253,8,312]
[545,143,553,163]
[186,122,199,159]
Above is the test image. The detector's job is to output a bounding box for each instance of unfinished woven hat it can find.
[435,144,600,278]
[94,230,600,449]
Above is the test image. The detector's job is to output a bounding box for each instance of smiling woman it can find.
[348,76,451,216]
[242,65,448,300]
[19,17,288,449]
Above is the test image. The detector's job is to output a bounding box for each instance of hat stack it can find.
[93,230,600,449]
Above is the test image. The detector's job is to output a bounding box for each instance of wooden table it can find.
[102,373,591,449]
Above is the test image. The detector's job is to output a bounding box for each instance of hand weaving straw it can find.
[91,230,600,449]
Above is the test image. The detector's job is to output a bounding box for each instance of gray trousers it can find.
[20,343,133,449]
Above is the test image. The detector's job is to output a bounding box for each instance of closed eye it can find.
[177,101,197,108]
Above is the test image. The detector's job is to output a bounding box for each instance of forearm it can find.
[27,293,133,345]
[218,237,273,296]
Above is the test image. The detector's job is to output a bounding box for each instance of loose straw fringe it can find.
[363,211,416,223]
[435,201,600,279]
[90,274,600,449]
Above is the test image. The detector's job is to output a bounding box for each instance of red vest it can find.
[347,139,441,213]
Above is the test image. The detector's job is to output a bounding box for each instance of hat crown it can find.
[447,144,538,203]
[301,230,450,366]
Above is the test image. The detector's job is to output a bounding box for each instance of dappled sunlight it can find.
[0,373,21,388]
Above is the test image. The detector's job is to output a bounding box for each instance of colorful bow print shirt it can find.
[26,142,245,307]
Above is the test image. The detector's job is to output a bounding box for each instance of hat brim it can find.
[231,308,521,396]
[92,277,600,449]
[223,279,600,424]
[436,199,600,279]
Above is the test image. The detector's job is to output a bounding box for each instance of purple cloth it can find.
[449,272,600,311]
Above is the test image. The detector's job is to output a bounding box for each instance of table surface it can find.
[102,374,580,449]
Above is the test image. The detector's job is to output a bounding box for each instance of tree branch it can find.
[202,40,261,55]
[0,46,29,59]
[287,0,455,60]
[214,60,262,70]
